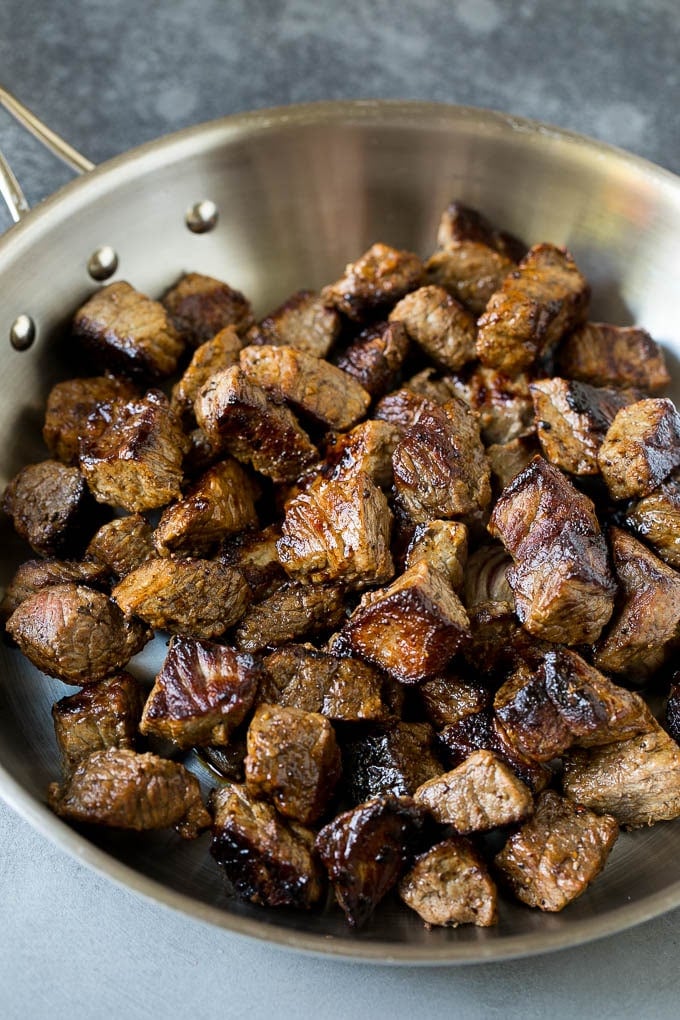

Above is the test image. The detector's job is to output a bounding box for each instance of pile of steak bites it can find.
[4,200,680,931]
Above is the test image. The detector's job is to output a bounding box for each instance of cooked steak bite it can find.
[246,288,341,358]
[1,557,109,618]
[594,528,680,681]
[321,242,424,322]
[52,673,146,771]
[48,747,210,838]
[598,397,680,500]
[453,366,535,446]
[477,244,590,376]
[245,703,341,825]
[488,456,616,645]
[171,325,243,424]
[161,272,254,345]
[373,387,438,434]
[404,520,468,589]
[343,722,443,803]
[154,458,259,557]
[113,557,249,639]
[220,525,286,601]
[399,836,498,928]
[239,344,371,430]
[43,375,139,465]
[86,514,155,578]
[324,419,400,489]
[194,366,318,483]
[438,710,551,793]
[79,391,188,513]
[73,281,184,381]
[404,367,461,404]
[234,581,346,652]
[389,285,476,372]
[315,794,425,927]
[425,243,515,316]
[6,584,150,684]
[3,460,98,557]
[556,322,670,392]
[626,472,680,569]
[435,201,526,260]
[419,673,490,729]
[486,435,540,491]
[140,636,260,748]
[494,790,618,911]
[210,783,324,909]
[335,320,409,399]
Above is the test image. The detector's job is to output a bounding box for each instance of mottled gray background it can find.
[1,1,679,1017]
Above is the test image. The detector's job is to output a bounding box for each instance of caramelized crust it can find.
[425,243,515,316]
[171,325,243,423]
[335,320,410,399]
[556,322,670,392]
[404,520,468,589]
[598,397,680,500]
[435,200,526,261]
[3,460,97,557]
[324,419,400,489]
[162,272,254,345]
[321,242,424,322]
[389,285,476,372]
[2,557,108,618]
[399,836,498,927]
[419,673,490,729]
[626,472,680,568]
[43,375,138,465]
[247,288,341,358]
[452,366,535,446]
[219,525,286,601]
[86,514,155,578]
[52,673,146,770]
[438,710,550,793]
[342,722,443,803]
[234,581,346,652]
[373,387,438,435]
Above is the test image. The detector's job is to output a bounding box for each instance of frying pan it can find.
[1,90,679,964]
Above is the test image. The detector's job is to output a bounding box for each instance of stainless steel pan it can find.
[1,92,679,964]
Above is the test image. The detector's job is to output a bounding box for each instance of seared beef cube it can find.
[161,272,254,345]
[594,528,680,681]
[140,636,260,748]
[563,721,680,828]
[453,366,535,446]
[488,456,616,644]
[1,557,108,618]
[315,794,425,927]
[3,460,97,557]
[343,722,443,803]
[399,836,498,928]
[393,399,491,523]
[342,560,470,683]
[48,747,210,838]
[321,243,424,322]
[486,435,540,491]
[404,367,460,405]
[79,391,188,513]
[419,674,490,729]
[234,581,346,652]
[425,243,515,316]
[113,557,249,639]
[477,244,590,376]
[154,458,259,557]
[239,344,371,430]
[52,673,146,771]
[373,387,437,434]
[194,366,318,483]
[220,525,286,601]
[438,710,550,793]
[435,200,525,261]
[324,420,400,489]
[73,281,184,381]
[171,325,243,423]
[43,375,138,465]
[556,322,670,392]
[6,583,150,684]
[666,676,680,745]
[278,473,393,589]
[414,750,533,832]
[494,790,618,911]
[246,288,341,358]
[335,320,409,399]
[404,520,468,589]
[598,397,680,500]
[210,783,324,908]
[389,285,476,372]
[245,703,341,824]
[86,514,155,578]
[626,472,680,569]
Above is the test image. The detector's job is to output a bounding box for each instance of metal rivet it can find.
[185,199,218,233]
[87,245,119,281]
[10,314,36,351]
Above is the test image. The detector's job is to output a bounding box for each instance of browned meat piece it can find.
[171,325,243,424]
[154,458,259,557]
[494,790,618,911]
[6,583,150,684]
[389,286,476,372]
[321,243,424,322]
[52,673,146,771]
[245,703,341,824]
[246,288,341,358]
[486,435,540,490]
[161,272,254,345]
[438,710,550,793]
[113,557,249,639]
[200,738,248,781]
[373,387,437,434]
[3,460,98,557]
[404,368,461,405]
[220,525,286,601]
[393,399,491,523]
[1,557,109,618]
[340,560,470,683]
[324,420,400,489]
[140,636,260,748]
[593,528,680,681]
[477,244,590,376]
[626,472,680,569]
[234,581,346,652]
[182,427,222,478]
[404,520,468,589]
[315,794,425,927]
[665,675,680,745]
[415,750,533,832]
[563,721,680,828]
[425,244,515,316]
[278,473,393,590]
[488,456,616,644]
[86,514,155,578]
[452,366,535,446]
[419,673,490,729]
[43,375,138,465]
[210,783,324,908]
[399,836,498,928]
[48,747,210,838]
[73,281,184,381]
[556,322,670,392]
[335,320,409,399]
[436,201,526,260]
[194,366,318,483]
[598,397,680,500]
[79,391,188,513]
[239,344,371,430]
[342,722,443,803]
